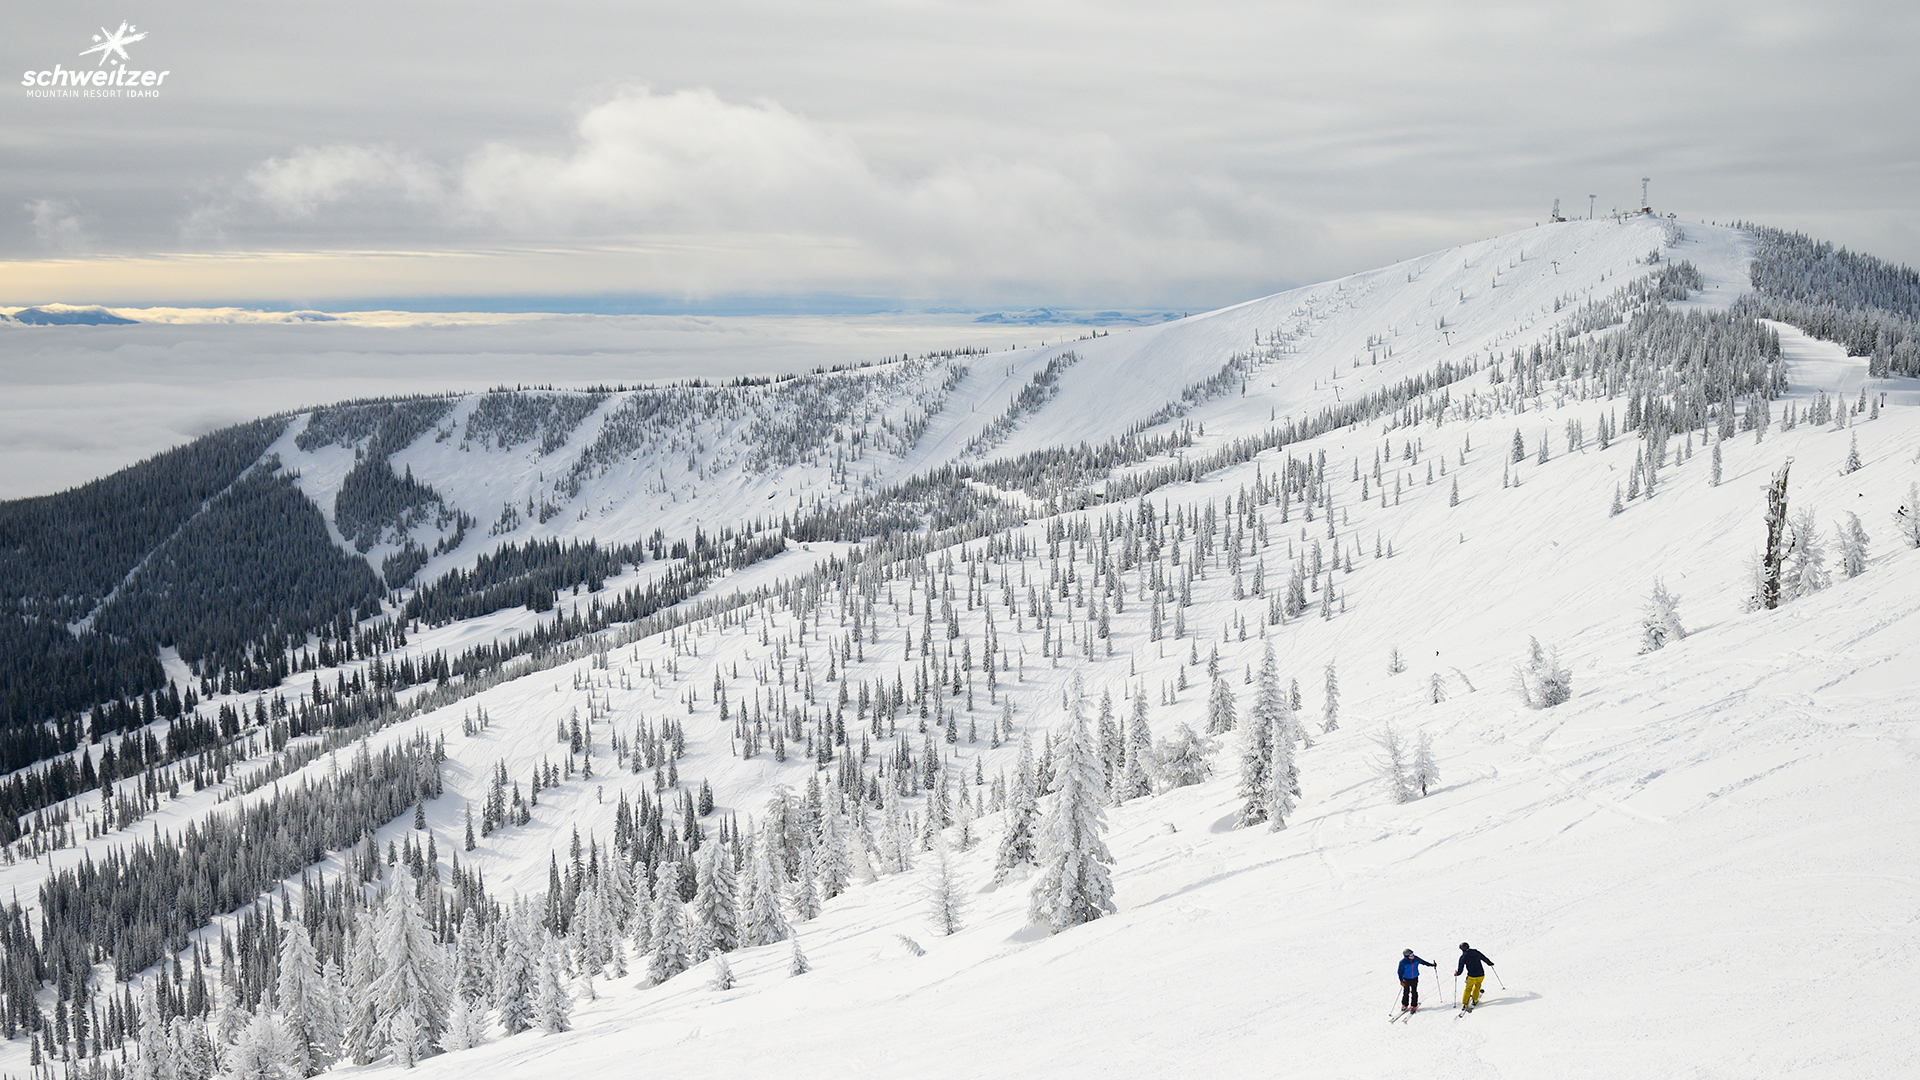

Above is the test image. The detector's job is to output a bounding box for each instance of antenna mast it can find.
[1641,177,1651,213]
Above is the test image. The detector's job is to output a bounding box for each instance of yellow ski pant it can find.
[1462,975,1485,1007]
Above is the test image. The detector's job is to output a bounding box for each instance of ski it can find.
[1390,1008,1411,1023]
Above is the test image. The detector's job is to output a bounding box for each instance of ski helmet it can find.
[1403,949,1414,957]
[1459,942,1471,950]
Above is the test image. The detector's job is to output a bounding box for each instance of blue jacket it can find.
[1398,955,1434,980]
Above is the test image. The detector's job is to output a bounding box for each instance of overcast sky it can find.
[3,0,1917,311]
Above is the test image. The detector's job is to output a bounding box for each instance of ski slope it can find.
[2,217,1915,1080]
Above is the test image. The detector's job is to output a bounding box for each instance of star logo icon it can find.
[80,21,147,67]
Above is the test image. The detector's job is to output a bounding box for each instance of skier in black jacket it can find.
[1455,943,1495,1010]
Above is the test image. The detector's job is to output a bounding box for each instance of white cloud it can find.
[25,199,92,252]
[245,145,443,217]
[213,87,1299,302]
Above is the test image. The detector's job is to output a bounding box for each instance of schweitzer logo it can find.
[22,22,171,98]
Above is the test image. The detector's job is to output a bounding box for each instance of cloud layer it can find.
[2,0,1916,307]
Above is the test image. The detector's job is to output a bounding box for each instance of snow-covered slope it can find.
[270,217,1731,589]
[4,216,1915,1080]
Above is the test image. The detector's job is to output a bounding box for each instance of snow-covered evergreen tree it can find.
[536,938,573,1034]
[1029,675,1115,933]
[1411,730,1440,797]
[1153,723,1215,789]
[689,840,739,957]
[1784,507,1831,600]
[496,907,539,1033]
[223,1012,303,1080]
[273,920,334,1075]
[1836,511,1871,578]
[1515,637,1572,708]
[993,736,1039,880]
[1237,646,1280,828]
[815,802,852,901]
[924,831,967,936]
[1900,483,1920,548]
[645,863,691,985]
[369,866,449,1063]
[1119,689,1154,800]
[1640,578,1686,652]
[741,832,791,947]
[1373,723,1416,804]
[1206,674,1236,734]
[1321,661,1340,734]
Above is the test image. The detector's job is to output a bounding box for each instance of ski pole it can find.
[1493,967,1506,990]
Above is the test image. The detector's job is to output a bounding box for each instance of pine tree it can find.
[496,909,538,1034]
[1373,723,1416,804]
[1900,483,1920,548]
[1206,674,1236,734]
[1152,723,1214,789]
[645,864,690,986]
[224,1012,304,1080]
[1514,637,1572,708]
[1029,675,1116,933]
[993,736,1039,879]
[1321,661,1340,734]
[1784,507,1831,600]
[924,831,967,935]
[369,866,449,1063]
[689,841,739,957]
[1761,461,1792,609]
[1836,512,1871,578]
[1411,730,1440,797]
[1640,579,1686,652]
[1843,431,1862,473]
[1119,689,1154,800]
[273,921,332,1075]
[1237,645,1282,828]
[741,835,791,947]
[536,939,572,1034]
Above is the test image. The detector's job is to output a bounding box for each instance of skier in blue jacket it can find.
[1397,949,1435,1012]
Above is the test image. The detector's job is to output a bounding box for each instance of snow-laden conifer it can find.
[536,938,572,1034]
[1835,512,1870,578]
[1206,674,1236,734]
[1118,689,1154,800]
[1900,483,1920,548]
[645,862,690,985]
[1029,675,1115,933]
[1411,730,1440,797]
[993,735,1039,880]
[1514,637,1572,708]
[272,920,332,1075]
[1784,507,1831,600]
[1321,661,1340,734]
[689,840,739,957]
[741,833,791,946]
[1373,723,1416,804]
[223,1011,304,1080]
[1153,723,1215,789]
[924,830,968,935]
[369,866,449,1063]
[1640,579,1686,652]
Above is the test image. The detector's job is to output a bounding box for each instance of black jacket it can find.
[1455,948,1494,978]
